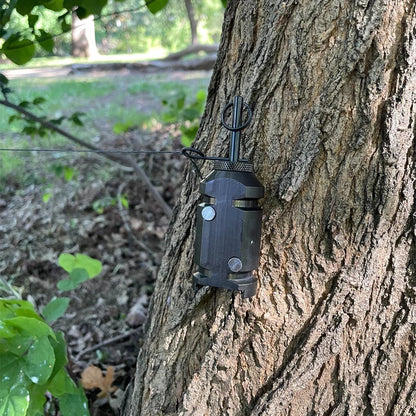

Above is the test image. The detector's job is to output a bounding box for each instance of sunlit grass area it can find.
[0,71,211,190]
[0,50,169,70]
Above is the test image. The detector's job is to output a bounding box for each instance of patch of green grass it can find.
[0,51,168,70]
[127,79,185,96]
[9,76,116,102]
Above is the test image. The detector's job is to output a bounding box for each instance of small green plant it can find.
[42,164,76,204]
[0,253,103,416]
[50,164,76,182]
[92,194,129,214]
[161,89,207,146]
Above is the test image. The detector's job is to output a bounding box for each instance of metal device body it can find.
[193,97,264,298]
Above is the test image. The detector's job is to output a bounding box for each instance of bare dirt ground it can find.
[0,66,211,415]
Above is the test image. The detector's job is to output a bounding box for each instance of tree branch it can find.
[0,98,173,217]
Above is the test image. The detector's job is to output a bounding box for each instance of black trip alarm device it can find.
[193,96,264,298]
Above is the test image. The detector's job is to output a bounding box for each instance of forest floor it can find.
[0,66,212,415]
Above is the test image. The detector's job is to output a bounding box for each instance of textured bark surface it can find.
[123,0,416,415]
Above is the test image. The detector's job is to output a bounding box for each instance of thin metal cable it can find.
[0,148,182,155]
[0,146,227,178]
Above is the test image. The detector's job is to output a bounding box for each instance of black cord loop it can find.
[181,147,227,162]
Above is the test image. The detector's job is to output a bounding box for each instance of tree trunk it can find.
[184,0,199,45]
[71,12,98,58]
[123,0,416,415]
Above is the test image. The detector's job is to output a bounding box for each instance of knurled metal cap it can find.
[214,160,254,172]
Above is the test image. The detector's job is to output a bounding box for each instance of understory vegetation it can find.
[0,69,211,415]
[0,0,221,414]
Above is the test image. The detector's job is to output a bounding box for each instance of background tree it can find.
[184,0,199,45]
[122,0,416,415]
[71,12,98,58]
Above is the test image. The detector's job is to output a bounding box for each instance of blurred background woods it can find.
[0,0,224,60]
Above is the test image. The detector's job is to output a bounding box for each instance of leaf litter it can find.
[0,69,211,415]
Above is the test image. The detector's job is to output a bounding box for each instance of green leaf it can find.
[23,336,55,385]
[69,268,90,284]
[92,200,104,214]
[28,14,39,29]
[56,279,74,292]
[0,360,30,415]
[16,0,37,16]
[0,382,30,416]
[0,73,9,85]
[63,0,78,9]
[72,117,83,126]
[63,166,74,181]
[0,299,40,320]
[48,369,76,398]
[33,97,46,105]
[58,253,76,273]
[44,0,64,12]
[49,331,68,379]
[78,0,108,16]
[176,95,185,110]
[182,107,201,121]
[61,19,71,32]
[4,317,54,338]
[35,30,54,53]
[58,253,102,278]
[69,112,85,126]
[180,125,199,146]
[50,116,65,125]
[119,195,129,209]
[19,100,31,108]
[221,0,227,7]
[146,0,169,14]
[42,297,70,323]
[196,89,207,102]
[0,354,22,389]
[113,121,134,134]
[27,384,47,416]
[8,115,20,124]
[57,268,89,291]
[58,385,89,416]
[22,126,38,137]
[42,193,52,203]
[38,128,48,138]
[2,36,36,65]
[0,319,16,338]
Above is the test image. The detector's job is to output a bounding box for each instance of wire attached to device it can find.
[0,146,221,179]
[0,98,253,178]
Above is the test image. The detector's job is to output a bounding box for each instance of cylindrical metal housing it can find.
[193,160,264,298]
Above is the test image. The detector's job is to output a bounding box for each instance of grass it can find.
[0,69,211,191]
[0,50,168,70]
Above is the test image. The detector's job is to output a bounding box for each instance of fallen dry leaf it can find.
[81,365,117,398]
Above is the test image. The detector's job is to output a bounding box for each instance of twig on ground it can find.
[116,182,154,258]
[75,330,135,361]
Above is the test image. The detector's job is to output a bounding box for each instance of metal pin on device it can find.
[193,96,263,298]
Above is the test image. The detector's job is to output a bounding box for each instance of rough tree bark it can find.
[123,0,416,415]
